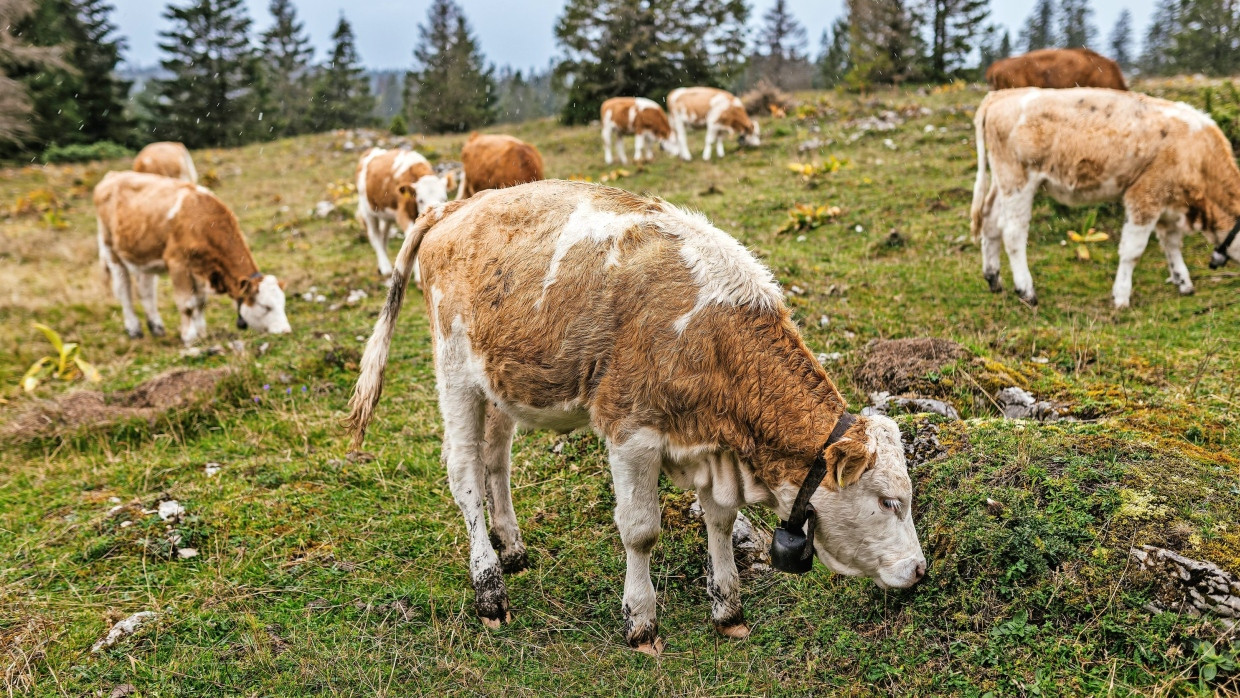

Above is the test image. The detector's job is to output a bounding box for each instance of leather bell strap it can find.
[1213,219,1240,264]
[781,412,857,536]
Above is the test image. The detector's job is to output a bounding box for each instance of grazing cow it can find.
[456,133,544,199]
[94,171,291,344]
[356,147,448,278]
[985,48,1127,91]
[599,97,679,165]
[971,87,1240,308]
[133,141,198,183]
[667,87,760,161]
[348,180,925,653]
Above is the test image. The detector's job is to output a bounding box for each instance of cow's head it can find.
[806,415,925,589]
[237,274,292,335]
[397,174,448,230]
[1208,217,1240,269]
[741,119,761,147]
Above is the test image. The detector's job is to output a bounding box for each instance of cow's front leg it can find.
[364,213,393,277]
[608,434,664,655]
[699,496,748,639]
[169,263,205,345]
[702,125,716,161]
[999,183,1038,305]
[134,270,166,337]
[107,261,142,338]
[1113,213,1157,309]
[1156,223,1194,296]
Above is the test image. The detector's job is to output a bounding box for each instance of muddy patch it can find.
[2,368,231,441]
[854,337,967,397]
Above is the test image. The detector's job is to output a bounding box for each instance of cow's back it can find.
[986,49,1127,90]
[461,134,544,194]
[95,172,193,264]
[133,142,197,182]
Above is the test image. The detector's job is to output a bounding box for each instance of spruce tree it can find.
[1168,0,1240,76]
[817,18,852,87]
[1058,0,1096,48]
[310,15,375,131]
[154,0,263,148]
[0,0,68,145]
[1108,9,1133,69]
[918,0,991,80]
[261,0,313,137]
[406,0,494,133]
[846,0,919,86]
[1018,0,1056,52]
[1140,0,1180,75]
[977,24,1010,72]
[554,0,748,125]
[756,0,809,87]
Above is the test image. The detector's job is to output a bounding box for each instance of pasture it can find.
[2,82,1238,696]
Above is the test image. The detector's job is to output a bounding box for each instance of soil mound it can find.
[854,337,967,396]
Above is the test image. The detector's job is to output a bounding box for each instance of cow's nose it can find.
[914,561,927,582]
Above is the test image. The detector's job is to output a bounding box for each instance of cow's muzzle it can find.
[1212,220,1240,269]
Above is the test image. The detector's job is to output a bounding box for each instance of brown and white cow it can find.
[456,133,544,199]
[355,147,448,278]
[972,87,1240,307]
[94,171,291,344]
[348,180,925,653]
[133,141,198,183]
[667,87,760,161]
[599,97,679,165]
[985,48,1127,91]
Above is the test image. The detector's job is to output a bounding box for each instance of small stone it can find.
[1031,356,1049,364]
[228,339,246,354]
[177,548,198,559]
[157,500,185,522]
[818,315,830,327]
[109,684,137,698]
[120,520,133,528]
[205,462,221,477]
[91,612,157,653]
[795,234,806,242]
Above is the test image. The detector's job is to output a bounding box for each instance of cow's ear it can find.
[822,420,874,491]
[277,278,286,291]
[237,275,254,298]
[398,183,413,198]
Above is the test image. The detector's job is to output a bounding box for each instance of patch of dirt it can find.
[854,338,968,397]
[2,368,231,441]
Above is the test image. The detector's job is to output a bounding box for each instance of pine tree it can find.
[1140,0,1180,75]
[977,24,1010,72]
[0,0,68,145]
[260,0,313,137]
[1168,0,1240,76]
[1058,0,1096,48]
[918,0,991,80]
[756,0,809,87]
[1018,0,1056,51]
[154,0,263,148]
[1108,9,1133,69]
[554,0,749,125]
[309,15,374,131]
[817,17,852,87]
[846,0,919,86]
[1000,30,1012,57]
[406,0,494,132]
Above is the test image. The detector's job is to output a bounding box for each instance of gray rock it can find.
[862,391,960,420]
[996,386,1068,421]
[91,612,157,653]
[1131,545,1240,622]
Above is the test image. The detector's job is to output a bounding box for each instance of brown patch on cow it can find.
[823,417,877,491]
[357,148,435,230]
[601,97,673,140]
[133,141,197,182]
[459,133,544,198]
[2,368,231,441]
[854,338,968,397]
[716,105,755,135]
[985,48,1127,90]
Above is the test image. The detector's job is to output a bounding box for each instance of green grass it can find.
[1,81,1238,696]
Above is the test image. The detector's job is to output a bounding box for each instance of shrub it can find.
[39,141,133,164]
[740,79,795,116]
[389,114,408,136]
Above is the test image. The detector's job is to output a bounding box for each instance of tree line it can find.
[2,0,1239,158]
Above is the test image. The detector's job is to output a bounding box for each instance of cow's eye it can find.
[880,498,900,513]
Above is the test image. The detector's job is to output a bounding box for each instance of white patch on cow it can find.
[665,207,782,332]
[238,275,291,334]
[392,150,429,178]
[166,189,189,220]
[1160,102,1215,132]
[634,97,659,111]
[413,173,448,213]
[195,185,210,195]
[539,201,643,301]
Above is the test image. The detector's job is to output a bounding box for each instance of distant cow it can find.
[356,147,448,278]
[600,97,679,165]
[985,48,1127,91]
[667,87,760,161]
[971,87,1240,308]
[456,133,544,199]
[94,171,291,344]
[133,142,198,183]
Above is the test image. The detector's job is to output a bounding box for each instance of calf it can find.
[348,180,925,653]
[972,87,1240,307]
[985,48,1127,91]
[356,147,448,278]
[667,86,760,161]
[94,172,291,344]
[133,141,198,183]
[599,97,679,165]
[456,133,544,199]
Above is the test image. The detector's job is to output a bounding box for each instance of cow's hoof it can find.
[147,321,166,337]
[473,567,510,627]
[1016,291,1037,306]
[499,548,528,575]
[1179,285,1195,296]
[632,637,665,656]
[479,610,512,629]
[126,328,143,339]
[714,621,750,639]
[984,272,1002,293]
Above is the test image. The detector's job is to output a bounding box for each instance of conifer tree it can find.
[1168,0,1240,76]
[0,0,68,145]
[261,0,313,137]
[817,18,852,87]
[554,0,748,124]
[846,0,919,86]
[1108,9,1133,69]
[310,15,375,131]
[918,0,991,80]
[1018,0,1056,51]
[1058,0,1096,48]
[154,0,263,147]
[756,0,809,87]
[406,0,494,132]
[1140,0,1180,75]
[977,24,1010,72]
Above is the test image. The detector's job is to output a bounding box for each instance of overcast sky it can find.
[115,0,1158,72]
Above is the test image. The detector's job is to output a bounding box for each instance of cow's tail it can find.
[345,206,440,450]
[970,104,991,242]
[181,147,199,184]
[97,216,111,284]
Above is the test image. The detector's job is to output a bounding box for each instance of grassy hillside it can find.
[1,82,1237,696]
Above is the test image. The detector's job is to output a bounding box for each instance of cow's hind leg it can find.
[134,271,166,337]
[998,183,1038,305]
[1112,213,1158,309]
[439,357,510,627]
[700,495,747,639]
[608,433,664,654]
[1156,220,1194,296]
[364,212,393,277]
[979,183,1004,292]
[108,261,142,338]
[482,404,527,574]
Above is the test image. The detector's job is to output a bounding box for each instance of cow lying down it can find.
[348,180,925,652]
